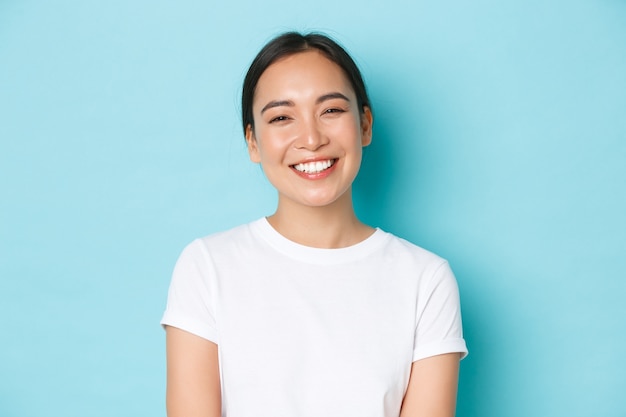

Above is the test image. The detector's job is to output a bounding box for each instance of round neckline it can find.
[249,217,390,265]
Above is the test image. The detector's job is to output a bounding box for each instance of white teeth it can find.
[293,159,335,174]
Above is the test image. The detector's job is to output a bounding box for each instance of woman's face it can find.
[246,50,373,210]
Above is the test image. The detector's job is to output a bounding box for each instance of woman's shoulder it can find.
[379,230,450,271]
[381,230,445,259]
[180,218,264,256]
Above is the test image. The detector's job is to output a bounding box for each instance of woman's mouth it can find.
[291,159,336,174]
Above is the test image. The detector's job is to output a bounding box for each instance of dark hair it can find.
[241,31,371,135]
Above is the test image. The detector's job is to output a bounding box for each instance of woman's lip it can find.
[289,157,337,165]
[289,158,337,171]
[290,158,338,179]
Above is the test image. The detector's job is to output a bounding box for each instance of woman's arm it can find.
[165,326,221,417]
[399,353,461,417]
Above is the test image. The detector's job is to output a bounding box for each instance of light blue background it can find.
[1,1,625,416]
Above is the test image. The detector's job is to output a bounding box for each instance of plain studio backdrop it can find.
[1,1,625,416]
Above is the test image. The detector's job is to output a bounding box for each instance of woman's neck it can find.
[267,191,374,249]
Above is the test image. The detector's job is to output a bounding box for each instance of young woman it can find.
[162,32,467,417]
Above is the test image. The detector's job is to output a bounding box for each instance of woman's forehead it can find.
[253,51,354,103]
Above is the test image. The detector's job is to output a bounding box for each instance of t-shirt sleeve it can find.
[160,239,219,344]
[412,261,468,362]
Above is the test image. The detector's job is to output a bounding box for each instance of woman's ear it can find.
[245,124,261,163]
[360,107,373,147]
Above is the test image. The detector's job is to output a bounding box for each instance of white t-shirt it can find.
[161,218,467,417]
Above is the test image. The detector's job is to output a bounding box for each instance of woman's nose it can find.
[295,121,328,151]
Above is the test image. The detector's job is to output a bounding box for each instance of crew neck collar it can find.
[249,217,389,265]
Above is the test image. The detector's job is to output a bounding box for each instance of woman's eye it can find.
[323,108,345,115]
[269,115,289,123]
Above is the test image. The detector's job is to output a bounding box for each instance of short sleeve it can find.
[412,261,467,361]
[160,239,219,344]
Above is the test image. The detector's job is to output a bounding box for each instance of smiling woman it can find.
[246,50,372,224]
[161,32,467,417]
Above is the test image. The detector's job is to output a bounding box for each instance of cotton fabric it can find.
[161,218,467,417]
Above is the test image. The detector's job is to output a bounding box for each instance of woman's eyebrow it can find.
[261,100,294,114]
[260,92,350,115]
[316,92,350,104]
